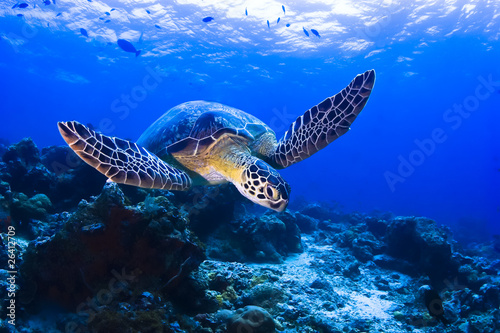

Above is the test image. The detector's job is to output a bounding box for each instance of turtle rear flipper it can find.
[272,69,375,168]
[57,121,191,191]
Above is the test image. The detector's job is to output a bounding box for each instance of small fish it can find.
[303,27,309,37]
[18,3,29,8]
[104,19,110,23]
[12,3,18,8]
[43,0,51,5]
[145,9,151,14]
[202,16,214,22]
[99,17,105,20]
[105,11,110,16]
[424,289,449,326]
[87,0,92,2]
[245,8,248,16]
[117,39,141,57]
[80,28,88,38]
[154,24,161,29]
[286,23,290,27]
[277,17,280,24]
[110,8,115,11]
[17,13,24,17]
[267,20,270,28]
[56,12,62,16]
[282,5,285,14]
[311,29,320,38]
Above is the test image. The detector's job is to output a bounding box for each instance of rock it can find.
[1,139,110,213]
[373,254,419,276]
[310,278,331,290]
[365,217,388,238]
[214,213,302,263]
[351,231,385,262]
[479,284,500,310]
[466,311,499,333]
[228,305,276,333]
[308,316,341,333]
[2,137,40,167]
[0,138,57,197]
[342,260,361,278]
[240,283,285,308]
[386,216,455,283]
[11,193,52,221]
[40,145,82,175]
[300,203,333,221]
[19,182,205,309]
[294,212,319,233]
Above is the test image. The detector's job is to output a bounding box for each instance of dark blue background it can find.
[1,14,499,239]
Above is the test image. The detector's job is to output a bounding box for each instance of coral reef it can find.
[20,182,205,311]
[0,137,499,333]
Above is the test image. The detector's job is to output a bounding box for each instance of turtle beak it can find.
[269,199,288,212]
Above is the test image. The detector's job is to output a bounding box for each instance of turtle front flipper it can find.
[57,121,191,191]
[272,69,375,168]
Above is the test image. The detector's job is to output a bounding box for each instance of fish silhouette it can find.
[303,27,309,37]
[117,39,141,57]
[282,5,285,14]
[202,17,214,22]
[311,29,320,38]
[80,28,88,38]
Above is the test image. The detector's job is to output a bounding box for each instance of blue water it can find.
[1,1,499,237]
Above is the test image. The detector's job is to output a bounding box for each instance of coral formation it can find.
[0,137,498,333]
[227,305,276,333]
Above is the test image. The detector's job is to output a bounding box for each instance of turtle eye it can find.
[266,185,280,201]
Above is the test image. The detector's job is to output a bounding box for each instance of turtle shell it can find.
[137,101,273,158]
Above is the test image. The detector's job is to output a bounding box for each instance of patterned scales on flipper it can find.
[57,121,191,190]
[273,69,375,168]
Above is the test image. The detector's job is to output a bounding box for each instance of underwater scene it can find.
[1,0,500,332]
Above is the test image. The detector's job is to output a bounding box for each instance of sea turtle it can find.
[58,70,375,212]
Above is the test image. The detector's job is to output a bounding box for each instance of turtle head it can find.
[237,159,290,212]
